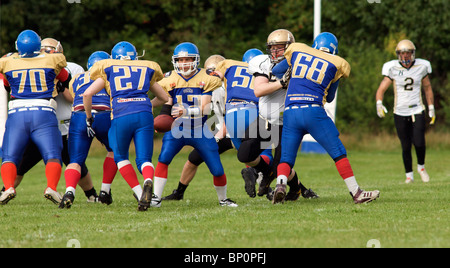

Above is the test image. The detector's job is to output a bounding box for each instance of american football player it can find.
[59,51,118,209]
[272,32,380,204]
[4,37,100,205]
[0,30,70,205]
[375,39,434,183]
[153,42,237,207]
[82,41,168,211]
[248,29,318,202]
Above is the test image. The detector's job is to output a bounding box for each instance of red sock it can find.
[213,174,227,187]
[102,156,118,184]
[45,162,62,191]
[64,168,81,189]
[335,157,354,180]
[155,162,168,178]
[277,162,291,178]
[1,162,17,189]
[118,163,140,189]
[260,155,271,165]
[142,163,155,180]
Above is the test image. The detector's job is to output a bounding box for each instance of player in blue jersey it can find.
[272,32,380,204]
[59,51,118,208]
[214,49,278,198]
[82,41,168,211]
[153,42,237,207]
[0,30,70,205]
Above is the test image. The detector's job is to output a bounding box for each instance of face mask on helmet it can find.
[266,29,295,63]
[172,42,200,76]
[41,38,63,54]
[396,40,416,66]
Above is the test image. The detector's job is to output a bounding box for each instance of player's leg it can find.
[412,112,429,182]
[308,107,379,204]
[275,109,305,204]
[31,110,63,205]
[394,114,414,183]
[108,114,142,201]
[191,131,237,207]
[0,112,31,204]
[153,131,185,206]
[133,112,156,211]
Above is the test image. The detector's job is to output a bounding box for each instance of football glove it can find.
[428,104,435,125]
[86,116,95,138]
[279,66,292,89]
[376,100,388,118]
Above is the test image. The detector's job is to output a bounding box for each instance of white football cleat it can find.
[0,187,16,205]
[44,187,63,205]
[219,198,238,207]
[351,188,380,204]
[405,177,414,184]
[418,168,430,182]
[151,194,161,208]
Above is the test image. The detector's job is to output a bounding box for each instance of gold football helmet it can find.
[41,38,63,53]
[204,54,225,71]
[266,29,295,63]
[396,39,415,66]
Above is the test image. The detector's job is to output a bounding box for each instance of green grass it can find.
[0,143,449,248]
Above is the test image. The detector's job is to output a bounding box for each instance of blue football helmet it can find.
[15,30,41,57]
[172,42,200,76]
[312,32,339,55]
[87,51,110,70]
[111,41,137,60]
[242,48,263,63]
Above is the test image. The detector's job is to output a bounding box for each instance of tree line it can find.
[1,0,449,133]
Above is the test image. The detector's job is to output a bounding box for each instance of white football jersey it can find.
[248,54,285,125]
[382,59,432,116]
[56,61,85,135]
[211,82,227,135]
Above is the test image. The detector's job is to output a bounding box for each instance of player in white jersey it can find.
[376,39,435,183]
[247,29,318,201]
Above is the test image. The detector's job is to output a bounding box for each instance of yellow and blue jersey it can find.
[90,59,164,119]
[158,69,222,127]
[70,71,111,111]
[0,52,67,99]
[215,59,259,104]
[284,43,350,106]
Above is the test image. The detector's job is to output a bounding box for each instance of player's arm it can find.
[375,76,392,118]
[150,82,169,107]
[82,78,105,120]
[253,75,283,97]
[326,81,339,103]
[422,75,435,123]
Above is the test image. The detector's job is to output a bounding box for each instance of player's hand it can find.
[171,106,185,118]
[376,100,388,118]
[429,105,436,125]
[279,66,292,89]
[86,116,96,138]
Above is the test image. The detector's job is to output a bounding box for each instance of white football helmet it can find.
[41,38,63,53]
[396,40,416,66]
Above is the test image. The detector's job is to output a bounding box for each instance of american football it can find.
[154,114,174,133]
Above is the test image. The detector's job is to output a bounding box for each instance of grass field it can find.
[0,133,449,248]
